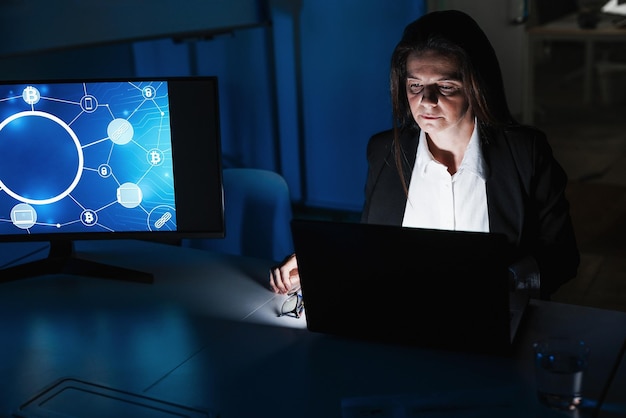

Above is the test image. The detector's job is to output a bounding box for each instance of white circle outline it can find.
[11,203,37,229]
[147,205,176,231]
[142,86,156,100]
[0,110,83,205]
[80,95,98,113]
[97,163,112,178]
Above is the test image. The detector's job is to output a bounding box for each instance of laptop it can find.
[290,219,530,355]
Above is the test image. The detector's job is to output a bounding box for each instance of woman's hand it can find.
[269,253,300,294]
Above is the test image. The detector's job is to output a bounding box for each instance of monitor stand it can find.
[0,240,153,284]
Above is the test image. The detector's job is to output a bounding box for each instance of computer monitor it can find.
[0,76,224,283]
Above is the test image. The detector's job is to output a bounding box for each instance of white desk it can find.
[522,13,626,124]
[0,240,625,417]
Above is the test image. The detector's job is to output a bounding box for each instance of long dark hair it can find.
[390,10,516,191]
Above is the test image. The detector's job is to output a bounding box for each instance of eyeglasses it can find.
[278,288,304,318]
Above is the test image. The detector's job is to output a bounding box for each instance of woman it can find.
[270,10,579,300]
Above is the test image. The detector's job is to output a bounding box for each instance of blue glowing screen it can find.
[0,81,177,235]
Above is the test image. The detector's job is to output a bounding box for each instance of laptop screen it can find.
[291,219,522,354]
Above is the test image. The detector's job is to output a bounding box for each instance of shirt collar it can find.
[415,120,486,180]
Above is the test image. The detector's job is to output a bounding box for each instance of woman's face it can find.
[405,50,473,136]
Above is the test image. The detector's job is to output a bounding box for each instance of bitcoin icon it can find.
[81,210,97,226]
[148,149,164,166]
[22,86,40,105]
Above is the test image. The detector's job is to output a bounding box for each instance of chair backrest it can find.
[181,168,294,262]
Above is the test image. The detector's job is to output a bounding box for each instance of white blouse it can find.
[402,125,489,233]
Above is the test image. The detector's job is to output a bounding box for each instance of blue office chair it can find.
[182,168,294,262]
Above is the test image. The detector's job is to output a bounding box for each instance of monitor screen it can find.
[0,76,224,281]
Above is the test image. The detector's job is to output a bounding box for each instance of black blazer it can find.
[361,125,580,298]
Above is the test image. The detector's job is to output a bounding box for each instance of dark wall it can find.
[0,45,136,80]
[0,0,266,58]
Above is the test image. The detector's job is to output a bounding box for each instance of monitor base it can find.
[0,240,153,284]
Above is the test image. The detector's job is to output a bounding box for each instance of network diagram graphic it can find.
[0,80,177,235]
